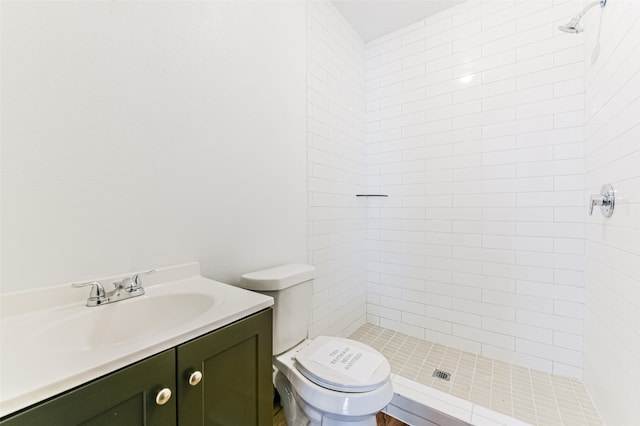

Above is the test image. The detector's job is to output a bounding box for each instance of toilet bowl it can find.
[239,264,393,426]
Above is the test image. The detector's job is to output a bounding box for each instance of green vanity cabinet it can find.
[0,349,177,426]
[177,308,273,426]
[1,308,273,426]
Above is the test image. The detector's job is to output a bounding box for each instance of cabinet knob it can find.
[155,388,172,405]
[189,370,203,386]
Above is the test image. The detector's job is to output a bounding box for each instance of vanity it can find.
[0,263,274,425]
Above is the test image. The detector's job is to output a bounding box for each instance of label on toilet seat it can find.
[307,339,384,384]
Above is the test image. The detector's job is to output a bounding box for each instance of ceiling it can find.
[332,0,466,42]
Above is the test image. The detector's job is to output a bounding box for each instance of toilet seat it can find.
[274,339,394,422]
[293,336,390,393]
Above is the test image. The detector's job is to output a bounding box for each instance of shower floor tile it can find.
[350,324,603,426]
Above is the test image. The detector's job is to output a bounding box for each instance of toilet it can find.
[240,264,394,426]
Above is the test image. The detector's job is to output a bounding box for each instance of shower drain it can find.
[432,369,451,381]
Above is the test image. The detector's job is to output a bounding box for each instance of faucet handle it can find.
[589,194,605,215]
[589,184,615,217]
[114,269,154,292]
[71,281,106,301]
[133,269,155,286]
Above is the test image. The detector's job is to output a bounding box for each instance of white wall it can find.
[306,0,368,338]
[364,0,587,377]
[0,1,307,292]
[582,0,640,424]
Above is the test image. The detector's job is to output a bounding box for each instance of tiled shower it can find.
[306,0,640,424]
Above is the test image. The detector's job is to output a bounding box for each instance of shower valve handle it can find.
[589,184,615,217]
[589,195,606,215]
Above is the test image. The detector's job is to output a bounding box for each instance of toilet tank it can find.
[240,264,315,355]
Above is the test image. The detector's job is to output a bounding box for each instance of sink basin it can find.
[31,293,216,352]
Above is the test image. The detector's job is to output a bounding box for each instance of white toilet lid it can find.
[294,336,390,393]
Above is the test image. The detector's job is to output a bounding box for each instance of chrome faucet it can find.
[72,270,155,307]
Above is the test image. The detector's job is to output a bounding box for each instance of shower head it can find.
[558,0,606,34]
[558,16,584,33]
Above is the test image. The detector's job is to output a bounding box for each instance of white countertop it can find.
[0,262,273,418]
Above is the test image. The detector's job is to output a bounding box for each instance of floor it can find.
[349,324,603,426]
[376,412,410,426]
[273,400,286,426]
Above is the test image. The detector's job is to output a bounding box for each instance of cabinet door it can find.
[177,309,272,426]
[1,350,176,426]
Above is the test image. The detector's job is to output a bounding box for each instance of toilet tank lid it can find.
[240,264,315,291]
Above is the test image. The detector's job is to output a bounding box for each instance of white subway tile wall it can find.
[309,2,640,422]
[364,0,587,377]
[582,1,640,425]
[306,0,368,338]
